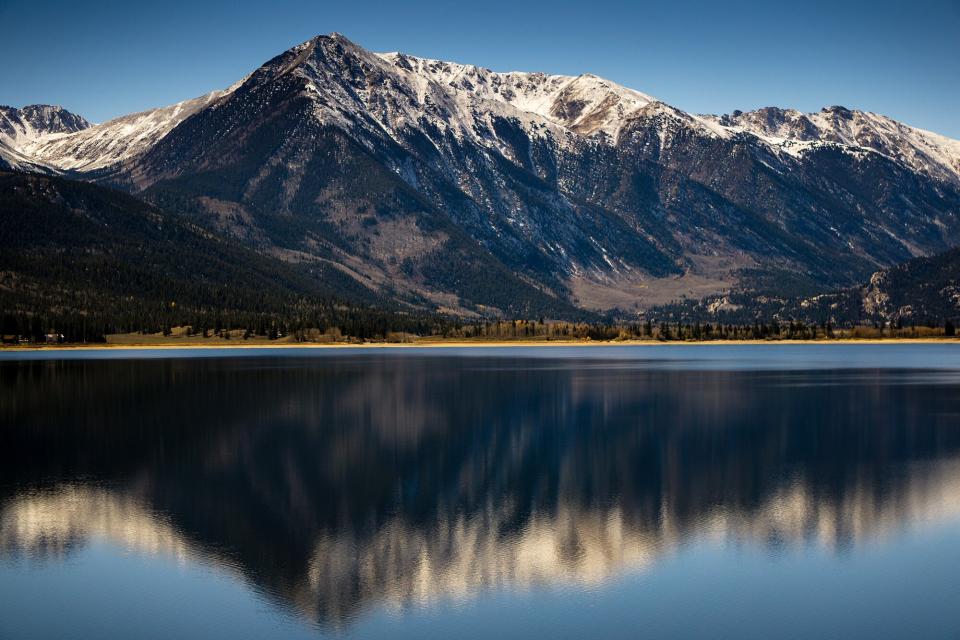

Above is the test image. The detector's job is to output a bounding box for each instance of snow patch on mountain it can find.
[0,140,45,172]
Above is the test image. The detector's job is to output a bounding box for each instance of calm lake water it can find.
[2,344,960,639]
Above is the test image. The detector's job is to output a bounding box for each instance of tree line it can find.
[3,307,956,345]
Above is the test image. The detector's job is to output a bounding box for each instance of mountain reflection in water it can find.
[3,354,960,628]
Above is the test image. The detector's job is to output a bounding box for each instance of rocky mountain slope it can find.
[4,33,959,318]
[857,247,960,324]
[651,243,960,326]
[845,246,960,325]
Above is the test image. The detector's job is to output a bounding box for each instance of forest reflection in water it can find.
[2,351,960,630]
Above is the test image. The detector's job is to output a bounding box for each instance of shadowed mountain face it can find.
[0,170,588,329]
[4,353,960,628]
[4,34,959,316]
[0,171,415,333]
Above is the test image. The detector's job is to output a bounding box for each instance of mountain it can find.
[4,34,960,318]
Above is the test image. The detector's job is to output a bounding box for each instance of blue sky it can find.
[1,0,957,137]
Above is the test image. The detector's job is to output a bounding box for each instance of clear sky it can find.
[1,0,957,137]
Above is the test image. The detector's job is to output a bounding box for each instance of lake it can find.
[2,344,960,639]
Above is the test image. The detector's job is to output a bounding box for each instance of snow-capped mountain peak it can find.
[376,51,658,137]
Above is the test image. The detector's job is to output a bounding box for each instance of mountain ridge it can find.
[9,34,958,185]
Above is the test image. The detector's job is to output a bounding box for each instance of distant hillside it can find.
[0,171,446,340]
[649,247,960,327]
[857,248,960,324]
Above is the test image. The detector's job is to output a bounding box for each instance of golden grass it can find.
[5,333,959,351]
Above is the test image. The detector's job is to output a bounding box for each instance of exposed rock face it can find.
[654,244,960,326]
[856,247,960,324]
[862,271,892,317]
[5,34,960,316]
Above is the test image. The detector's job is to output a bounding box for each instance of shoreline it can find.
[3,338,960,353]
